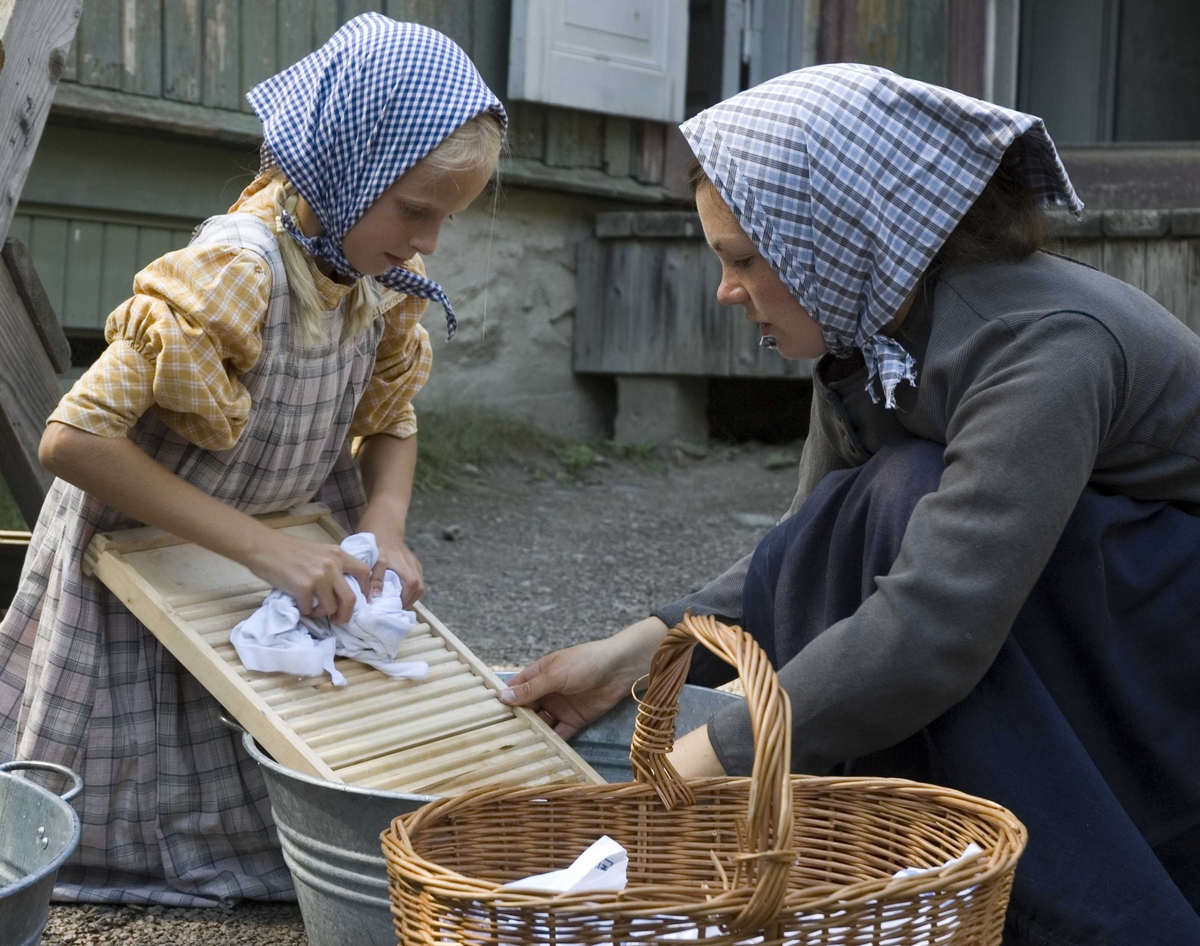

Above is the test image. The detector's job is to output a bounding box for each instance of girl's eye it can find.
[733,256,754,270]
[401,203,430,219]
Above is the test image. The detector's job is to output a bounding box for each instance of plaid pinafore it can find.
[0,212,384,905]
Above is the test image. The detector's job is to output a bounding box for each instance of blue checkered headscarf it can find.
[681,64,1082,407]
[246,14,507,339]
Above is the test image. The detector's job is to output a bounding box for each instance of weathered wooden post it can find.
[0,0,82,528]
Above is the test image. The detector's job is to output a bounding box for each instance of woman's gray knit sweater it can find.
[654,251,1200,776]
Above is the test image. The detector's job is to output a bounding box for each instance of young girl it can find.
[0,14,505,905]
[505,65,1200,943]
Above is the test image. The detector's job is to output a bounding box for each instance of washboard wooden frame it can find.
[82,503,603,794]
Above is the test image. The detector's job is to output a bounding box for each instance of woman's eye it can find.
[733,256,754,269]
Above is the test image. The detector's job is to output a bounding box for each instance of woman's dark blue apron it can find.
[705,440,1200,946]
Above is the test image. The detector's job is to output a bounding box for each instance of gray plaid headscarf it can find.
[680,63,1082,407]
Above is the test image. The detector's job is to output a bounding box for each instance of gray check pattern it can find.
[246,13,507,341]
[0,213,380,905]
[680,63,1082,407]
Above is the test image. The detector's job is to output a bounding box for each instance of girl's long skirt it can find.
[712,440,1200,946]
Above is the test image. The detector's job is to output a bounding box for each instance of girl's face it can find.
[695,185,826,360]
[342,156,493,276]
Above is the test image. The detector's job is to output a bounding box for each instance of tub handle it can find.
[0,761,84,802]
[218,713,247,735]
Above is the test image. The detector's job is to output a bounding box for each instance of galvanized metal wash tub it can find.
[0,761,83,946]
[240,675,742,946]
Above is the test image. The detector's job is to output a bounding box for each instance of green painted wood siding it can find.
[65,0,489,108]
[9,211,195,332]
[55,0,658,187]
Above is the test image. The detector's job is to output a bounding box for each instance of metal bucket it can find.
[0,762,83,946]
[241,675,742,946]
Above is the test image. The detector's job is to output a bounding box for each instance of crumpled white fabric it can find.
[501,836,628,895]
[230,532,428,686]
[497,840,986,945]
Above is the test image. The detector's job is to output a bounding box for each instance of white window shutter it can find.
[508,0,689,123]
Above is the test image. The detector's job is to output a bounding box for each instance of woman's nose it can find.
[716,273,748,307]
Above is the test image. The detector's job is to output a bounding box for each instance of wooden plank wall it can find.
[56,0,666,186]
[7,212,194,332]
[820,0,952,87]
[576,210,1200,379]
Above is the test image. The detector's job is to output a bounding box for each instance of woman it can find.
[503,65,1200,944]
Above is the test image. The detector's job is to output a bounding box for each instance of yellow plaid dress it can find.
[0,178,431,905]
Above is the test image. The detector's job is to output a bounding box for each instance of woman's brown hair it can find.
[687,144,1045,273]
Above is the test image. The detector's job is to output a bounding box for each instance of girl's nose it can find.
[716,272,748,307]
[411,224,439,256]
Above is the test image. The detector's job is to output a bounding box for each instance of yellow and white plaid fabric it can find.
[51,177,431,450]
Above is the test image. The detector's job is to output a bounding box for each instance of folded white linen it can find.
[230,532,428,686]
[500,835,628,894]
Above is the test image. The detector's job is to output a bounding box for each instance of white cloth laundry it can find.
[230,532,428,686]
[501,835,628,895]
[495,839,987,945]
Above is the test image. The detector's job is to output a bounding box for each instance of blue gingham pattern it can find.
[246,13,507,340]
[681,63,1082,407]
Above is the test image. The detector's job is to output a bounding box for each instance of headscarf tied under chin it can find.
[680,63,1082,407]
[246,14,507,340]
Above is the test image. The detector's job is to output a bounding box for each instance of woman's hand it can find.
[499,617,669,738]
[245,531,371,625]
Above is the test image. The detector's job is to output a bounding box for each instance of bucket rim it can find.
[0,767,82,900]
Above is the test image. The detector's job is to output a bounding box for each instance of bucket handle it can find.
[217,713,247,735]
[0,761,84,802]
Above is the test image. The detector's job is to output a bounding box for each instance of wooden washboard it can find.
[82,503,603,795]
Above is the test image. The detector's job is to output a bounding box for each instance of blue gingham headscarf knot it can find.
[680,63,1082,408]
[246,13,507,340]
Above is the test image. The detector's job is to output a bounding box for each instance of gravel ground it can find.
[43,443,797,946]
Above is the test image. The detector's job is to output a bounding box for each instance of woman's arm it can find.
[39,422,370,623]
[356,432,424,606]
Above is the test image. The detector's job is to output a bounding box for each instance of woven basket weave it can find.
[381,613,1027,944]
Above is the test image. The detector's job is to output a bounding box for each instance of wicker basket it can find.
[381,613,1027,945]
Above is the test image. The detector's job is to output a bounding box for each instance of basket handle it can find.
[629,612,794,931]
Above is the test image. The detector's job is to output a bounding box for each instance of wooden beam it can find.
[0,0,83,243]
[0,255,60,527]
[948,0,987,99]
[2,237,70,371]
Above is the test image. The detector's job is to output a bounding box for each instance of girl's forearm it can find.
[357,433,417,537]
[39,422,274,564]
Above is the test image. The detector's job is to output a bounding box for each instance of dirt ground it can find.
[42,443,797,945]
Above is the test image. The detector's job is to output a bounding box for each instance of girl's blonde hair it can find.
[269,111,505,347]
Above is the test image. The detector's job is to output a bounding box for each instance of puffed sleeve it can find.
[349,256,432,441]
[49,244,271,450]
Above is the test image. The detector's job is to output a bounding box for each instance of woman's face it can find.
[695,185,826,360]
[341,156,493,276]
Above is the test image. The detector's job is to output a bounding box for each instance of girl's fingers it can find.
[331,575,357,625]
[313,582,338,621]
[369,559,387,598]
[340,550,372,589]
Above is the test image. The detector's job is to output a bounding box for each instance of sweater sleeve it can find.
[653,393,849,627]
[707,311,1125,775]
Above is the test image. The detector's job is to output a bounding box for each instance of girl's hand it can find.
[246,531,371,625]
[499,617,669,738]
[371,538,425,608]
